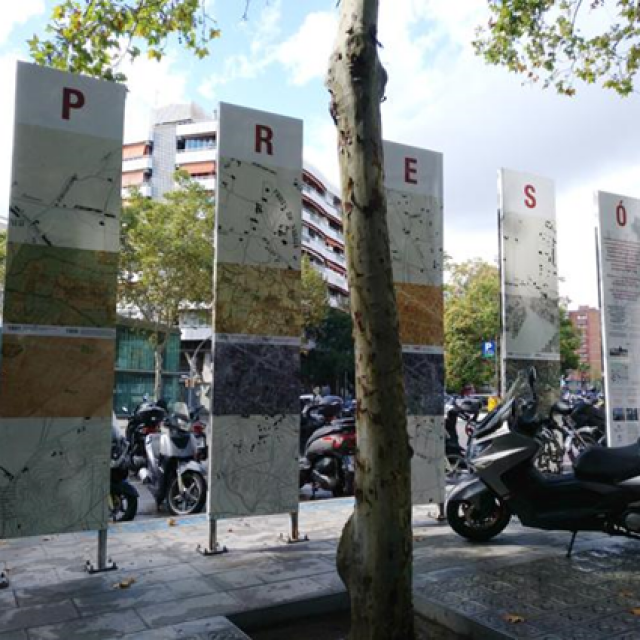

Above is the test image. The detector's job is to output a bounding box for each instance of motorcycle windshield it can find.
[473,370,532,438]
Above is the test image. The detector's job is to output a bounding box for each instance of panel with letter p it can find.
[0,62,125,539]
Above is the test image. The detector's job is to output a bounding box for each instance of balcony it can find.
[176,121,217,138]
[193,176,216,191]
[122,156,152,172]
[122,183,152,198]
[176,147,216,165]
[303,184,342,221]
[325,268,348,291]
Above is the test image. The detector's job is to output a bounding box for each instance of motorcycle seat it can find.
[574,440,640,483]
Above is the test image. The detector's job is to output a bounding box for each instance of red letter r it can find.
[255,124,274,155]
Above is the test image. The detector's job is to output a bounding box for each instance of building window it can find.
[177,136,216,151]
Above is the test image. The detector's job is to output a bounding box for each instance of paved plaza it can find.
[1,498,640,639]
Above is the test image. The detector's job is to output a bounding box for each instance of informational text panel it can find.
[385,141,445,505]
[499,169,560,411]
[0,62,124,538]
[598,191,640,446]
[208,103,302,518]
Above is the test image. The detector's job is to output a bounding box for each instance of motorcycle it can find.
[109,418,139,522]
[138,405,207,516]
[444,396,481,483]
[299,395,344,455]
[447,368,640,556]
[299,416,356,497]
[124,398,167,473]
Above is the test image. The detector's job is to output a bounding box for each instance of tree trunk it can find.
[154,332,168,401]
[327,2,414,639]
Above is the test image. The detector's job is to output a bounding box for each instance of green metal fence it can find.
[114,320,184,415]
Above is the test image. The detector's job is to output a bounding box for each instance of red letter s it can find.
[62,87,85,120]
[524,184,537,209]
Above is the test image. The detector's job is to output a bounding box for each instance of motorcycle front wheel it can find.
[109,491,138,522]
[167,471,206,516]
[446,494,510,542]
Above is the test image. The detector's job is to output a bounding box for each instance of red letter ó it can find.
[405,158,418,185]
[255,124,274,155]
[62,87,85,120]
[524,184,537,209]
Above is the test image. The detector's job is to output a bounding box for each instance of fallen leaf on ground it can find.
[167,518,176,527]
[620,590,634,598]
[113,577,136,589]
[503,614,526,624]
[630,607,640,616]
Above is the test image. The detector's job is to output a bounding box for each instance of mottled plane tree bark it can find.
[327,1,414,638]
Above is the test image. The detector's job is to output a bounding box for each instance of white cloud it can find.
[0,0,45,46]
[198,0,283,100]
[122,54,188,141]
[273,12,337,86]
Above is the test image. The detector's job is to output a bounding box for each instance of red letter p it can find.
[62,87,85,121]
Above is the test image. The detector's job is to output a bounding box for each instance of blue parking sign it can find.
[482,340,496,358]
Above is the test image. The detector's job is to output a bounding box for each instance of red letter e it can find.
[404,158,418,185]
[255,124,274,155]
[524,184,537,209]
[62,87,85,121]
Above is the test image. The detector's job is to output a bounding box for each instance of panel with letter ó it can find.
[598,191,640,446]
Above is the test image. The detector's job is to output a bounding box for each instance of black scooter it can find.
[447,368,640,556]
[299,417,356,497]
[110,421,139,521]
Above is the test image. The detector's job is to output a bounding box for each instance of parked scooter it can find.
[447,368,640,556]
[444,396,480,483]
[138,403,207,516]
[124,398,167,473]
[299,416,356,497]
[109,418,139,522]
[299,395,344,455]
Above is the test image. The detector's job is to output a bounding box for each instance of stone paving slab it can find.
[1,498,639,638]
[415,542,640,639]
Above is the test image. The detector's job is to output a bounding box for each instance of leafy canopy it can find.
[559,303,581,374]
[444,258,500,393]
[475,1,640,96]
[119,171,214,335]
[29,0,221,82]
[301,255,330,336]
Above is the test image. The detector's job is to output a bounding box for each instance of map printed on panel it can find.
[209,103,302,519]
[0,63,124,539]
[598,192,640,446]
[384,141,445,505]
[500,169,560,411]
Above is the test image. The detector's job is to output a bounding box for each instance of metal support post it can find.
[285,511,308,544]
[86,529,117,574]
[566,531,578,558]
[197,517,228,556]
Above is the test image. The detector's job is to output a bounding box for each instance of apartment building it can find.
[121,103,349,307]
[568,305,603,384]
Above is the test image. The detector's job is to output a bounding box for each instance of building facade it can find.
[122,104,349,306]
[568,305,603,384]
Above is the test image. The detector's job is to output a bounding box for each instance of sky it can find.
[1,0,639,309]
